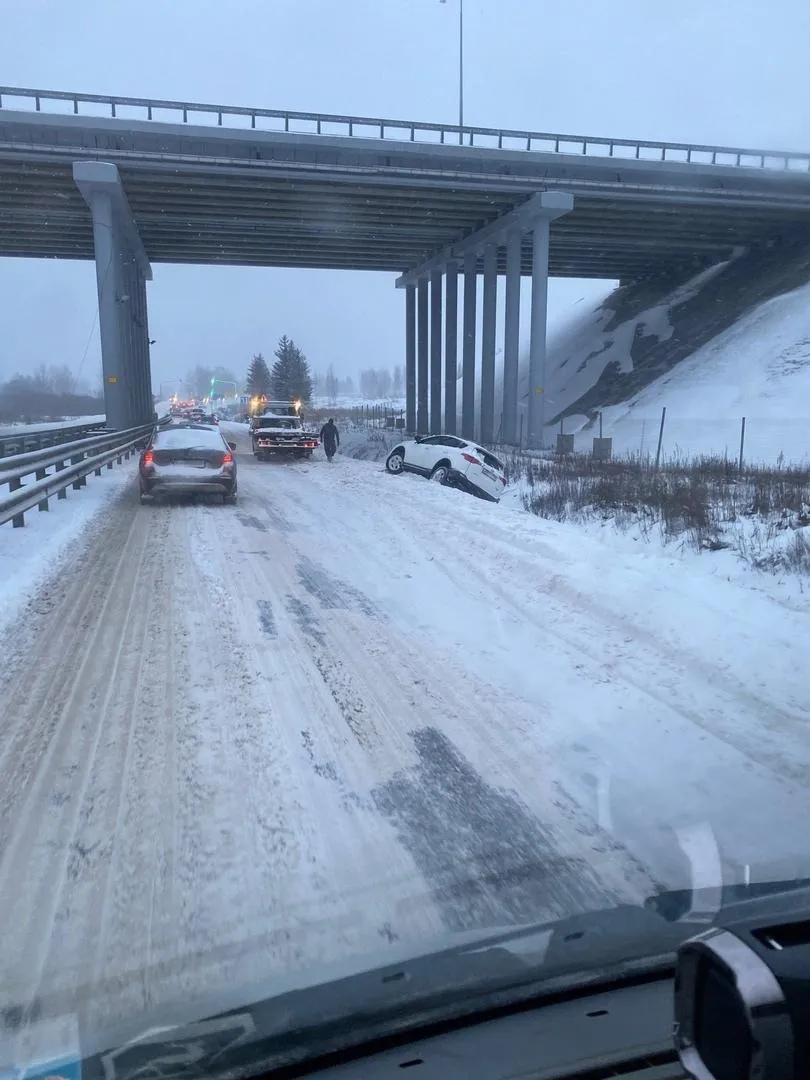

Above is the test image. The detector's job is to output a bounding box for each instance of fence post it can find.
[738,417,746,472]
[654,406,667,471]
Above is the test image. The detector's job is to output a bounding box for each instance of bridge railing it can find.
[1,85,809,173]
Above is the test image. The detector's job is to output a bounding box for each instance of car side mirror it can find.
[228,441,237,451]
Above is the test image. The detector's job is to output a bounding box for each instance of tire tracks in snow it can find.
[233,459,658,933]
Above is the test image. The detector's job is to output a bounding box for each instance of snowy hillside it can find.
[524,242,810,464]
[574,281,810,463]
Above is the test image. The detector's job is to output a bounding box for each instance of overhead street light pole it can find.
[440,0,464,145]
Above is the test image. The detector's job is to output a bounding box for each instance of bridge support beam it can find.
[73,161,154,431]
[416,277,429,433]
[527,219,551,450]
[430,269,443,434]
[502,230,522,446]
[444,261,458,435]
[405,284,416,434]
[461,250,477,440]
[480,243,498,445]
[396,190,573,448]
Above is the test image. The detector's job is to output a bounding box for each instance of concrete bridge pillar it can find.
[444,261,459,435]
[397,190,573,449]
[502,230,522,446]
[405,284,416,434]
[430,268,443,433]
[461,250,477,440]
[73,161,154,431]
[416,277,429,433]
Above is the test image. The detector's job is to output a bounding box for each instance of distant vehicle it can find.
[385,435,507,502]
[250,405,319,460]
[139,423,238,503]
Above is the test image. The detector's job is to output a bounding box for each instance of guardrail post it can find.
[36,467,49,511]
[71,455,85,488]
[9,477,24,527]
[56,459,68,499]
[106,458,114,469]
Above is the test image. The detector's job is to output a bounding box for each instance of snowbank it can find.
[0,465,134,633]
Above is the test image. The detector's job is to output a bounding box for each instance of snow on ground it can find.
[1,426,808,1035]
[0,463,134,633]
[546,278,810,463]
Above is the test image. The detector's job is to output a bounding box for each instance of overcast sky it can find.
[1,0,809,392]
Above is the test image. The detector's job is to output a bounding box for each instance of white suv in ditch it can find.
[385,435,507,502]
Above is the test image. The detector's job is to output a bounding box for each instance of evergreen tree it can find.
[271,335,313,403]
[245,353,271,397]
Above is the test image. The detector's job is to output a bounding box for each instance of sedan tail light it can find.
[142,450,154,466]
[461,452,481,466]
[222,451,234,465]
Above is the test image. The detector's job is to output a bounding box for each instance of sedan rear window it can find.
[153,426,225,450]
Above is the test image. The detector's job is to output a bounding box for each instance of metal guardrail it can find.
[0,418,107,460]
[0,421,160,528]
[1,85,809,173]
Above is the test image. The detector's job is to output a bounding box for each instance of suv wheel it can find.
[385,448,405,474]
[430,462,451,485]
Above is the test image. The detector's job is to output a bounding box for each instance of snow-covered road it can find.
[1,423,808,1030]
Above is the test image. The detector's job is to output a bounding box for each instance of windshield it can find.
[2,4,810,1078]
[255,416,299,428]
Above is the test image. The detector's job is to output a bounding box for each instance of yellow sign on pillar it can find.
[535,386,544,395]
[106,375,118,384]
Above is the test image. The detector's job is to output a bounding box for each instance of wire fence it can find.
[547,411,810,469]
[346,406,809,469]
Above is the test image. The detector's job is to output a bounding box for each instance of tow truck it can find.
[249,400,321,460]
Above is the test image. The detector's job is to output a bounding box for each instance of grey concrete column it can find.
[480,242,498,445]
[461,250,477,440]
[416,277,429,433]
[405,284,416,434]
[85,191,127,431]
[430,268,443,433]
[527,218,551,449]
[444,261,458,435]
[502,230,521,445]
[73,161,153,430]
[133,268,155,419]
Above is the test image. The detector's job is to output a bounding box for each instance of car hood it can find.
[12,874,810,1079]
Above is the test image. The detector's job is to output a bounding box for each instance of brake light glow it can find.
[143,450,154,466]
[461,452,481,466]
[223,452,233,465]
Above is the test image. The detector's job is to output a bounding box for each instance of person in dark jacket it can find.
[320,418,340,462]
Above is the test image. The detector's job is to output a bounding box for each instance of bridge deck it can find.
[2,89,810,278]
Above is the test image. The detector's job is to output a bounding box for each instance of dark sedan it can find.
[139,424,238,503]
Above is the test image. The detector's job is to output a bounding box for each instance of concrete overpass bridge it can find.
[2,86,810,445]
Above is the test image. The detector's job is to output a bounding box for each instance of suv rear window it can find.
[474,448,504,470]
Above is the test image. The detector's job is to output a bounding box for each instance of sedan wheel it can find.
[386,450,405,474]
